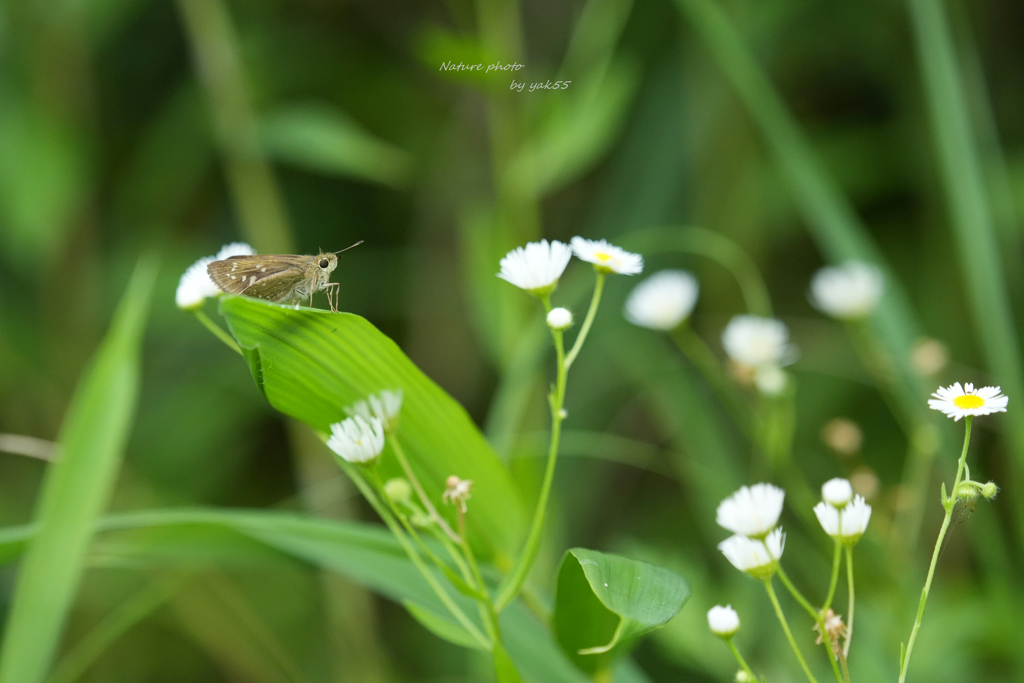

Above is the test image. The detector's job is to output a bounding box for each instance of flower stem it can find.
[899,416,973,683]
[843,545,855,659]
[390,435,461,543]
[563,271,605,370]
[344,462,490,649]
[777,567,844,683]
[725,638,757,682]
[823,541,842,611]
[764,578,818,683]
[193,310,241,354]
[495,294,570,611]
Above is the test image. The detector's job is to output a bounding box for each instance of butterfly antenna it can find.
[335,240,364,254]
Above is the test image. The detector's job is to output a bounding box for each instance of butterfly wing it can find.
[207,255,308,301]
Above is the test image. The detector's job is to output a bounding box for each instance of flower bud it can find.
[981,482,999,500]
[736,672,754,683]
[707,605,740,638]
[383,478,413,506]
[547,307,573,330]
[821,478,853,507]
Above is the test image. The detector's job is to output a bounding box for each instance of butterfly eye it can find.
[319,259,330,268]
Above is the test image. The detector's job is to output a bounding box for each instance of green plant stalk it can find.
[390,435,460,543]
[777,567,844,683]
[458,508,503,647]
[194,310,241,355]
[725,638,757,682]
[344,463,490,649]
[823,541,842,612]
[670,325,754,439]
[763,578,818,683]
[564,271,606,369]
[899,416,973,682]
[843,546,855,659]
[908,0,1024,478]
[495,279,600,610]
[176,0,293,254]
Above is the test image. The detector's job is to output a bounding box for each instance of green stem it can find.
[563,271,605,370]
[843,545,854,659]
[777,567,844,683]
[823,541,842,612]
[495,294,572,611]
[899,417,972,682]
[194,310,241,354]
[390,436,460,543]
[458,510,503,645]
[671,325,754,438]
[725,638,757,682]
[764,578,818,683]
[344,463,490,649]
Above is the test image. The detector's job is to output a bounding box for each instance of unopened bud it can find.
[981,482,999,500]
[546,307,573,331]
[383,478,413,505]
[957,485,979,503]
[736,672,753,683]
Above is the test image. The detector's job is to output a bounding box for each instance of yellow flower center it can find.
[594,252,611,262]
[953,394,985,410]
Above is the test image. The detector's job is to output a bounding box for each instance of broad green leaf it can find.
[260,104,413,188]
[403,601,486,650]
[217,295,525,560]
[553,548,690,675]
[0,256,157,683]
[0,510,610,683]
[492,642,524,683]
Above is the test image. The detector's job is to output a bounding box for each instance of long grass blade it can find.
[0,256,157,683]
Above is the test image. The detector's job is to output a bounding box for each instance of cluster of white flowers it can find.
[715,483,786,578]
[327,389,405,465]
[176,242,255,310]
[497,237,644,296]
[721,316,795,396]
[813,478,872,545]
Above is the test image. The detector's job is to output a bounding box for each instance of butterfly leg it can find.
[328,283,340,312]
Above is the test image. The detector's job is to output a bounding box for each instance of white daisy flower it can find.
[546,307,573,330]
[570,237,643,275]
[624,270,699,330]
[175,257,217,310]
[716,483,786,538]
[718,528,785,578]
[175,242,256,310]
[821,478,853,507]
[722,315,795,369]
[813,495,871,545]
[810,261,884,320]
[497,239,573,295]
[707,605,740,638]
[928,382,1008,421]
[214,242,255,260]
[326,415,385,464]
[346,389,404,433]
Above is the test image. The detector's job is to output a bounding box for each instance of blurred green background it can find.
[2,0,1024,680]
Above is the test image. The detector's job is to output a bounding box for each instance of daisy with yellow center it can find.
[928,382,1007,421]
[570,237,643,275]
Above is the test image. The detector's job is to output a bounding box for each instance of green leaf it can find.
[217,295,525,560]
[0,510,599,683]
[553,548,690,675]
[403,601,486,650]
[0,256,157,683]
[260,104,413,188]
[492,642,524,683]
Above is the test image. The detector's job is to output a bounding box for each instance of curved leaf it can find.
[554,548,690,675]
[403,601,486,650]
[217,295,525,559]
